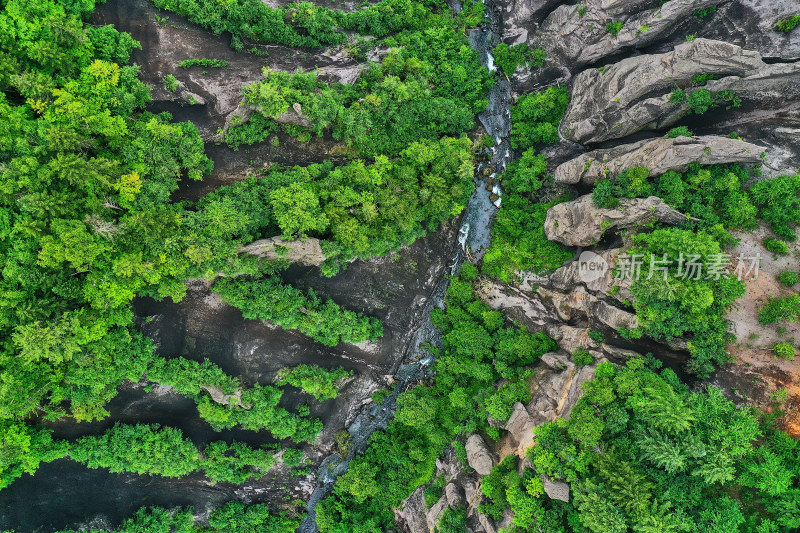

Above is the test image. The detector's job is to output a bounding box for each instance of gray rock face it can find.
[465,434,495,476]
[544,194,687,247]
[561,38,800,144]
[535,0,721,69]
[542,475,570,502]
[497,0,562,44]
[239,236,326,267]
[554,135,764,185]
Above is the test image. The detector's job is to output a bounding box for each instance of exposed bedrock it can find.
[544,194,689,247]
[239,236,327,267]
[560,38,800,144]
[554,135,764,185]
[708,0,800,60]
[533,0,722,69]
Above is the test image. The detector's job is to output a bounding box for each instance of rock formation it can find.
[544,194,688,247]
[535,0,721,69]
[554,135,764,185]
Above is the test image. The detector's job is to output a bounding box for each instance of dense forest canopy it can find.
[3,0,800,531]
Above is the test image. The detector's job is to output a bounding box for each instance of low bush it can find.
[774,342,797,360]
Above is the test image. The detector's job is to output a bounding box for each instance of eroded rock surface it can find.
[544,194,688,247]
[554,135,764,185]
[535,0,721,69]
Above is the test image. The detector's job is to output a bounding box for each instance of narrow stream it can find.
[297,0,513,529]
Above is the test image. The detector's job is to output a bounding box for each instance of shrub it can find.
[778,271,800,287]
[759,295,800,325]
[69,423,199,477]
[424,475,446,507]
[510,87,570,149]
[276,365,351,400]
[693,6,717,18]
[775,14,800,33]
[687,89,715,114]
[606,21,623,35]
[213,277,383,346]
[179,58,229,69]
[588,330,605,343]
[692,73,716,86]
[774,342,797,360]
[162,74,180,92]
[763,237,790,256]
[666,126,693,138]
[670,89,687,103]
[593,178,620,208]
[749,175,800,240]
[572,349,595,367]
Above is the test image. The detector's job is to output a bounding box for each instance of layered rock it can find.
[544,194,688,247]
[559,39,800,144]
[554,135,764,185]
[534,0,722,69]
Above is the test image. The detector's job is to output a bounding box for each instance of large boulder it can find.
[544,194,688,247]
[465,434,495,476]
[554,135,764,185]
[534,0,722,69]
[559,39,800,144]
[497,0,562,44]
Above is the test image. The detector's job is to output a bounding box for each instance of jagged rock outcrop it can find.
[474,277,550,328]
[560,39,800,144]
[534,0,721,69]
[239,236,326,267]
[544,194,688,247]
[465,434,495,475]
[554,135,764,185]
